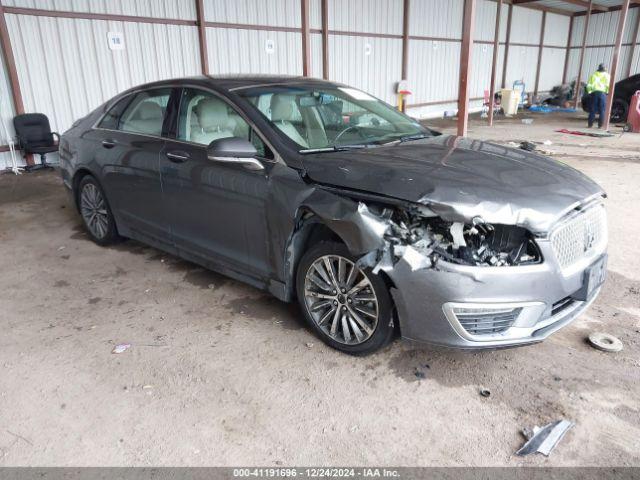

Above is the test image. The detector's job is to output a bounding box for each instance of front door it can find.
[160,88,275,278]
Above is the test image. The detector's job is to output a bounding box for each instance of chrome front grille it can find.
[551,203,607,271]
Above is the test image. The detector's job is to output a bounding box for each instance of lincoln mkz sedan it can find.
[59,76,608,355]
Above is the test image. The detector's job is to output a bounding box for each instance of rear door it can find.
[160,87,275,277]
[93,87,176,247]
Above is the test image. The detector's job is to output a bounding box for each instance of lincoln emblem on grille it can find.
[584,224,596,252]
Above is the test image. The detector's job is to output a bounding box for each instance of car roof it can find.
[127,75,342,93]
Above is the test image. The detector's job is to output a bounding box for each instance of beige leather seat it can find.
[270,94,308,147]
[191,98,235,145]
[124,101,164,135]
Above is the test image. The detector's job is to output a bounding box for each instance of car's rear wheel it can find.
[611,99,629,123]
[296,241,394,355]
[77,175,120,245]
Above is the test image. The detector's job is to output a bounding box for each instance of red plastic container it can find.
[624,90,640,133]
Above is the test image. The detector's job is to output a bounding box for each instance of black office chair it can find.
[13,113,60,171]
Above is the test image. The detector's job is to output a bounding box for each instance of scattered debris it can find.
[542,140,553,146]
[521,118,533,125]
[516,419,573,456]
[588,332,623,352]
[479,388,491,398]
[519,141,537,152]
[111,343,131,354]
[555,128,614,138]
[305,342,314,348]
[414,368,426,379]
[528,105,576,113]
[142,384,154,390]
[57,246,65,251]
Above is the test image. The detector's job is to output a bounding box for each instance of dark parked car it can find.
[59,76,607,354]
[582,73,640,122]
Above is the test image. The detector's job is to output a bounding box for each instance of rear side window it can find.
[99,88,172,136]
[98,95,132,130]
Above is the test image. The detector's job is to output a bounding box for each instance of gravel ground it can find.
[0,113,638,466]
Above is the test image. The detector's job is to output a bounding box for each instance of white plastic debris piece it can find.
[588,332,623,352]
[450,222,467,248]
[111,343,131,354]
[402,245,432,271]
[543,140,553,146]
[516,419,573,456]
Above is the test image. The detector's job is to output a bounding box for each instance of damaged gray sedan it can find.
[59,75,608,354]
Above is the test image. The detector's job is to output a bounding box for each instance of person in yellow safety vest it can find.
[586,63,611,128]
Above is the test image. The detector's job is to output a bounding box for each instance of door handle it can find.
[102,139,116,149]
[166,151,190,163]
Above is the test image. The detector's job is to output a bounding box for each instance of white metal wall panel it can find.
[509,6,542,45]
[310,0,322,30]
[470,42,493,98]
[504,45,539,88]
[409,0,463,39]
[408,99,484,120]
[0,44,20,169]
[565,47,580,81]
[207,28,302,75]
[539,47,566,91]
[310,32,323,78]
[407,38,460,104]
[0,44,16,146]
[203,0,301,28]
[544,13,569,47]
[473,0,497,43]
[586,10,620,45]
[2,0,196,20]
[6,13,200,134]
[567,45,635,84]
[328,35,401,104]
[498,3,509,43]
[630,44,640,76]
[328,0,403,35]
[571,9,639,47]
[570,15,584,47]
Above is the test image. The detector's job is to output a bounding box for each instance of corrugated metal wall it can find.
[566,8,639,87]
[0,0,587,169]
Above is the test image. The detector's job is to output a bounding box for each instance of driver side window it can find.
[177,89,272,158]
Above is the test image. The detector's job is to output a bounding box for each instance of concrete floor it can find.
[0,112,639,466]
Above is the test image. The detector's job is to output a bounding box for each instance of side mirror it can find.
[207,137,264,171]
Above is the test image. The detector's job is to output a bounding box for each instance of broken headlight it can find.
[387,209,542,267]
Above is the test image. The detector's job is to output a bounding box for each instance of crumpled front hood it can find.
[301,135,604,233]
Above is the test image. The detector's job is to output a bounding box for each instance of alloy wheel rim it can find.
[303,254,379,345]
[80,183,109,239]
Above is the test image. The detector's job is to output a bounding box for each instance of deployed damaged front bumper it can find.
[388,240,606,349]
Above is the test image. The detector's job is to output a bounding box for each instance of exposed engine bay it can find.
[361,203,542,271]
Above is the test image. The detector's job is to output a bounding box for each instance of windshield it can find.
[239,85,430,152]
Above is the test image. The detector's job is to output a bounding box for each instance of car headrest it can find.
[195,98,229,131]
[270,94,298,122]
[137,102,163,120]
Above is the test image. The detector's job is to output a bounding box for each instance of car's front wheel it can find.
[77,175,120,245]
[296,241,395,355]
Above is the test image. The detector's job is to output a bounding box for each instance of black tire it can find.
[296,241,394,355]
[611,99,629,123]
[76,175,121,246]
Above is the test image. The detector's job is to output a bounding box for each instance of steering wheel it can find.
[333,124,363,144]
